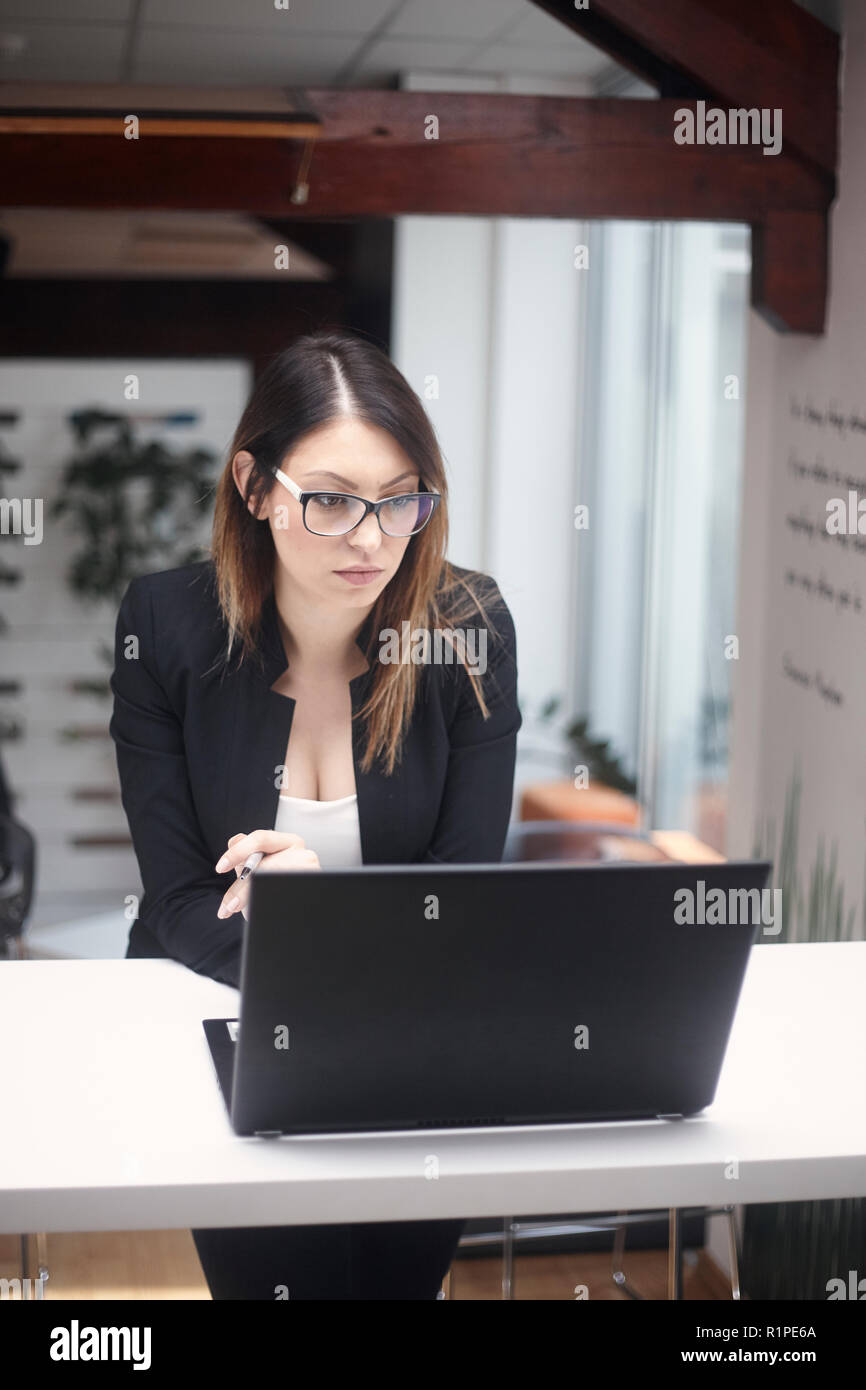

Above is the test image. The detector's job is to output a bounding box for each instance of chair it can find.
[0,812,36,960]
[460,819,741,1301]
[0,755,47,1298]
[0,746,36,959]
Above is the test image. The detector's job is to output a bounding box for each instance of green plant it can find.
[49,409,217,607]
[537,697,637,795]
[753,761,861,942]
[744,761,866,1297]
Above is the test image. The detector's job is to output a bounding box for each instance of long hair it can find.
[211,330,501,774]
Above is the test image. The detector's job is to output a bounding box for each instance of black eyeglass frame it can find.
[273,467,441,537]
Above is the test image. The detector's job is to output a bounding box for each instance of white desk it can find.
[1,947,864,1233]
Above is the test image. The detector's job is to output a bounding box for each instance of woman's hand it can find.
[215,830,321,918]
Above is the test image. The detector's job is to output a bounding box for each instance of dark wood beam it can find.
[0,90,835,331]
[530,0,838,178]
[751,209,829,335]
[0,92,829,219]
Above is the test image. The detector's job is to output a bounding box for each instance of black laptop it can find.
[203,859,772,1136]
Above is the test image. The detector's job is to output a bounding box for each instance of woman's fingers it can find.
[227,833,246,877]
[258,846,321,872]
[217,876,250,919]
[215,830,306,874]
[217,844,321,916]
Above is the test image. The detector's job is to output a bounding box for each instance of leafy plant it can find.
[537,697,637,795]
[752,761,861,942]
[49,409,217,607]
[744,760,866,1296]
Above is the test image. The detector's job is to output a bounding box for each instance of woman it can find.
[109,329,521,1299]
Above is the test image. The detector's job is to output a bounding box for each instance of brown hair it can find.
[211,330,502,774]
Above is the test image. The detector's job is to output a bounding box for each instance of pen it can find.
[238,851,264,882]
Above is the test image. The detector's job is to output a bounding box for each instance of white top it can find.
[273,791,363,867]
[240,792,362,919]
[2,945,866,1231]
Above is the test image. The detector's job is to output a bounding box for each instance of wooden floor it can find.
[454,1248,729,1300]
[0,1231,729,1300]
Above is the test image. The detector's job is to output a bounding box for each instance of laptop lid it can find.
[226,859,772,1136]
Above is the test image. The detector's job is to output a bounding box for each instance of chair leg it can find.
[36,1231,49,1299]
[501,1217,515,1300]
[667,1208,683,1299]
[19,1233,48,1299]
[611,1211,647,1299]
[724,1206,741,1300]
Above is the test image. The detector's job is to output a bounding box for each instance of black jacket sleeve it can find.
[423,589,521,864]
[109,577,243,987]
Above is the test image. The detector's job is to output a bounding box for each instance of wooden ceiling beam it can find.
[0,92,829,219]
[529,0,838,177]
[0,89,835,332]
[751,209,829,335]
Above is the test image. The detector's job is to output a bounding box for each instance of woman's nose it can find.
[350,511,383,549]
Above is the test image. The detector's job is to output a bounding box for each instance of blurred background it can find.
[0,1,760,949]
[1,0,861,1303]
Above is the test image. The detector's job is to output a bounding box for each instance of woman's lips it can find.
[334,568,384,586]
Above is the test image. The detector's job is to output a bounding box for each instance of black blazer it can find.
[109,558,521,987]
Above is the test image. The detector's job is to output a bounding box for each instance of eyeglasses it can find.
[273,468,440,538]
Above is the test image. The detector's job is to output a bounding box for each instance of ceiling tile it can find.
[498,4,589,45]
[133,27,363,85]
[0,22,126,81]
[141,0,395,33]
[466,40,612,80]
[0,0,133,17]
[386,0,525,41]
[347,36,479,84]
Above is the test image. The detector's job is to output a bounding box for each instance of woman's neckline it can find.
[278,792,358,805]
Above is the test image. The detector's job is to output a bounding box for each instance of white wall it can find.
[392,67,593,747]
[717,0,859,1283]
[726,315,779,858]
[0,358,250,942]
[392,215,495,575]
[729,0,866,906]
[393,212,583,724]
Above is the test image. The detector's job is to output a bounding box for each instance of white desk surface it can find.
[1,946,864,1233]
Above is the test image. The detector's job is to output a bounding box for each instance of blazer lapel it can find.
[220,588,402,864]
[223,589,295,844]
[349,663,409,865]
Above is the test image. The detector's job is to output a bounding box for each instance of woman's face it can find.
[235,417,419,611]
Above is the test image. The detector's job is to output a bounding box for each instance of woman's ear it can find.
[232,450,263,518]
